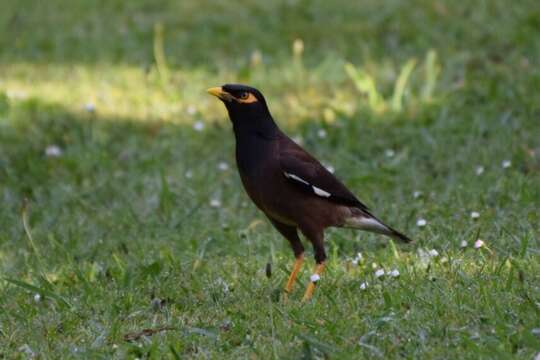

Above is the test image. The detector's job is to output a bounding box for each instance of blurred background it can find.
[0,0,539,357]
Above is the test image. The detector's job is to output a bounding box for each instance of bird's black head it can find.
[207,84,278,138]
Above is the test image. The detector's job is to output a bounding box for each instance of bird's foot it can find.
[301,262,325,302]
[283,254,304,297]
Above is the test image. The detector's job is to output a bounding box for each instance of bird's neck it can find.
[231,114,279,141]
[232,117,279,177]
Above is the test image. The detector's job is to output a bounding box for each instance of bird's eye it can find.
[239,92,249,100]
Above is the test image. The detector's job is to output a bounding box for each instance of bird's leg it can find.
[302,262,325,302]
[266,217,305,299]
[301,228,327,302]
[285,253,304,294]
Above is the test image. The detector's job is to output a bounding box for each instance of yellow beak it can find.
[207,87,224,97]
[207,86,234,102]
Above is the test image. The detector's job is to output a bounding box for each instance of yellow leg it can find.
[284,254,304,297]
[302,262,325,302]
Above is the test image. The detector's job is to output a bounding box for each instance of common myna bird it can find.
[207,84,412,301]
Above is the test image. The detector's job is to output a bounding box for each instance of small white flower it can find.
[185,170,193,179]
[374,269,385,278]
[193,121,205,132]
[475,166,484,176]
[389,269,400,278]
[413,191,422,199]
[210,198,221,208]
[112,344,119,350]
[351,252,362,266]
[428,249,439,257]
[45,145,63,157]
[317,129,327,139]
[474,239,485,249]
[33,293,41,302]
[502,160,511,169]
[84,102,95,113]
[217,162,229,171]
[385,149,395,158]
[186,105,197,115]
[359,282,369,290]
[470,211,480,219]
[310,274,320,282]
[460,240,468,248]
[416,218,427,227]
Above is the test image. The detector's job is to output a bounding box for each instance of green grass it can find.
[1,0,540,358]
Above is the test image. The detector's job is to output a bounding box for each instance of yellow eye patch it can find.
[236,92,258,104]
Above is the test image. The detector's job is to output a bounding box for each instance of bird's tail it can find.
[343,213,413,243]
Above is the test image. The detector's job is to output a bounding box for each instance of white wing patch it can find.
[312,186,331,198]
[283,171,332,198]
[283,172,309,185]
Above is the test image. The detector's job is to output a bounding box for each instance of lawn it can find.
[0,0,539,358]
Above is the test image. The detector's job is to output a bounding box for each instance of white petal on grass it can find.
[33,293,41,303]
[185,170,193,179]
[475,166,484,176]
[389,269,400,278]
[470,211,480,219]
[84,102,96,113]
[45,145,63,157]
[502,160,512,168]
[428,249,439,257]
[210,198,221,208]
[460,240,468,248]
[217,162,229,171]
[360,282,369,290]
[310,274,320,282]
[193,121,205,132]
[385,149,395,158]
[374,269,385,278]
[351,252,362,266]
[413,191,423,199]
[186,105,197,115]
[317,129,327,139]
[474,239,485,249]
[416,218,427,227]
